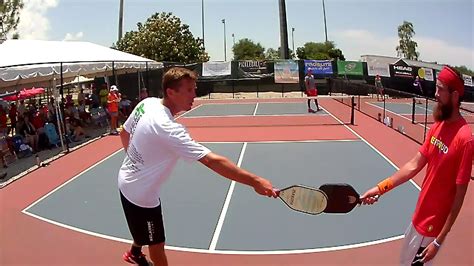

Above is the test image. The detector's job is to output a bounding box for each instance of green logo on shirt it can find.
[136,103,145,115]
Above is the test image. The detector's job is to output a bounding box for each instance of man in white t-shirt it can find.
[118,67,277,266]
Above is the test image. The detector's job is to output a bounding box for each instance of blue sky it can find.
[17,0,474,68]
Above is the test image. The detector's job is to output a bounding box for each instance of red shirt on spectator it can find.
[31,113,45,129]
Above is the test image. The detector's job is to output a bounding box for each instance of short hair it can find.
[162,67,197,97]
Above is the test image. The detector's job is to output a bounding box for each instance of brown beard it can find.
[433,101,453,122]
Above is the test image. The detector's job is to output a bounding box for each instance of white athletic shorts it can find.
[400,222,441,266]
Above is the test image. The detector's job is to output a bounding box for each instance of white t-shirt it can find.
[118,98,211,207]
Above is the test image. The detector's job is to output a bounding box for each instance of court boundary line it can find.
[199,102,258,105]
[366,102,429,131]
[321,106,422,191]
[20,139,415,255]
[22,209,410,255]
[176,104,204,118]
[21,148,124,213]
[201,140,360,144]
[179,113,331,119]
[195,95,354,102]
[252,103,259,116]
[208,142,247,251]
[22,140,358,210]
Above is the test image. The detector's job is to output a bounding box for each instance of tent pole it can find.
[137,69,140,100]
[59,63,69,153]
[112,61,116,86]
[53,76,65,152]
[145,62,149,93]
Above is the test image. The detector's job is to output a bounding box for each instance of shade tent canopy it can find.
[0,40,163,89]
[2,87,45,101]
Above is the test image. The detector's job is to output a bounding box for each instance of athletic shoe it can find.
[123,250,153,266]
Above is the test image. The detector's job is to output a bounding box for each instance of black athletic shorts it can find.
[120,191,166,246]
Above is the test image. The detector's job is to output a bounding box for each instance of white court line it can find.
[208,142,248,251]
[175,104,204,118]
[199,102,260,105]
[202,140,360,144]
[22,148,124,212]
[366,102,429,131]
[20,138,410,255]
[23,206,402,254]
[22,209,406,255]
[320,106,421,191]
[180,113,331,119]
[22,140,359,211]
[252,103,259,116]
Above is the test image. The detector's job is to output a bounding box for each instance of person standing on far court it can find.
[304,68,320,113]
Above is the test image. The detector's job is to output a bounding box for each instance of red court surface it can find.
[1,98,472,266]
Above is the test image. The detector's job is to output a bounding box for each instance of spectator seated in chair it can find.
[66,118,89,142]
[19,115,39,153]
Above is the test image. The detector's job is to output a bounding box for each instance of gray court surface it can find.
[183,102,328,117]
[256,102,328,115]
[25,141,419,252]
[183,104,256,117]
[370,101,433,115]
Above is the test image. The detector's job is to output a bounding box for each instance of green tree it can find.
[296,41,344,60]
[232,38,265,60]
[264,47,295,60]
[116,12,209,63]
[0,0,24,38]
[265,48,279,60]
[396,21,419,60]
[453,65,474,76]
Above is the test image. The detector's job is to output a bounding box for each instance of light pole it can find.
[291,27,295,58]
[222,19,227,61]
[278,0,290,59]
[322,0,328,42]
[232,33,235,46]
[118,0,124,42]
[202,0,205,49]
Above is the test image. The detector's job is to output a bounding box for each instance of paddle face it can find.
[319,183,360,213]
[277,185,328,215]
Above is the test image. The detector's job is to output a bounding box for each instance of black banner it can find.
[238,61,268,74]
[390,64,415,79]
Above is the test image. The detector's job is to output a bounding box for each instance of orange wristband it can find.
[377,178,394,195]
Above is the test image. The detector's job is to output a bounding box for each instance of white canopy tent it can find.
[0,40,163,90]
[0,40,163,152]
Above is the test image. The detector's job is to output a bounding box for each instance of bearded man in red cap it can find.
[360,65,472,265]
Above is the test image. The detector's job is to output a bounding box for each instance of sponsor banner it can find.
[337,60,363,76]
[304,60,333,75]
[417,67,434,81]
[274,60,299,83]
[367,61,390,77]
[238,60,268,74]
[463,74,473,87]
[390,64,414,79]
[202,61,231,76]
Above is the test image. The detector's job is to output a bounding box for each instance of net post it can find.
[232,80,235,98]
[257,80,259,98]
[412,97,416,124]
[351,96,355,125]
[358,94,360,111]
[281,84,284,97]
[383,93,386,122]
